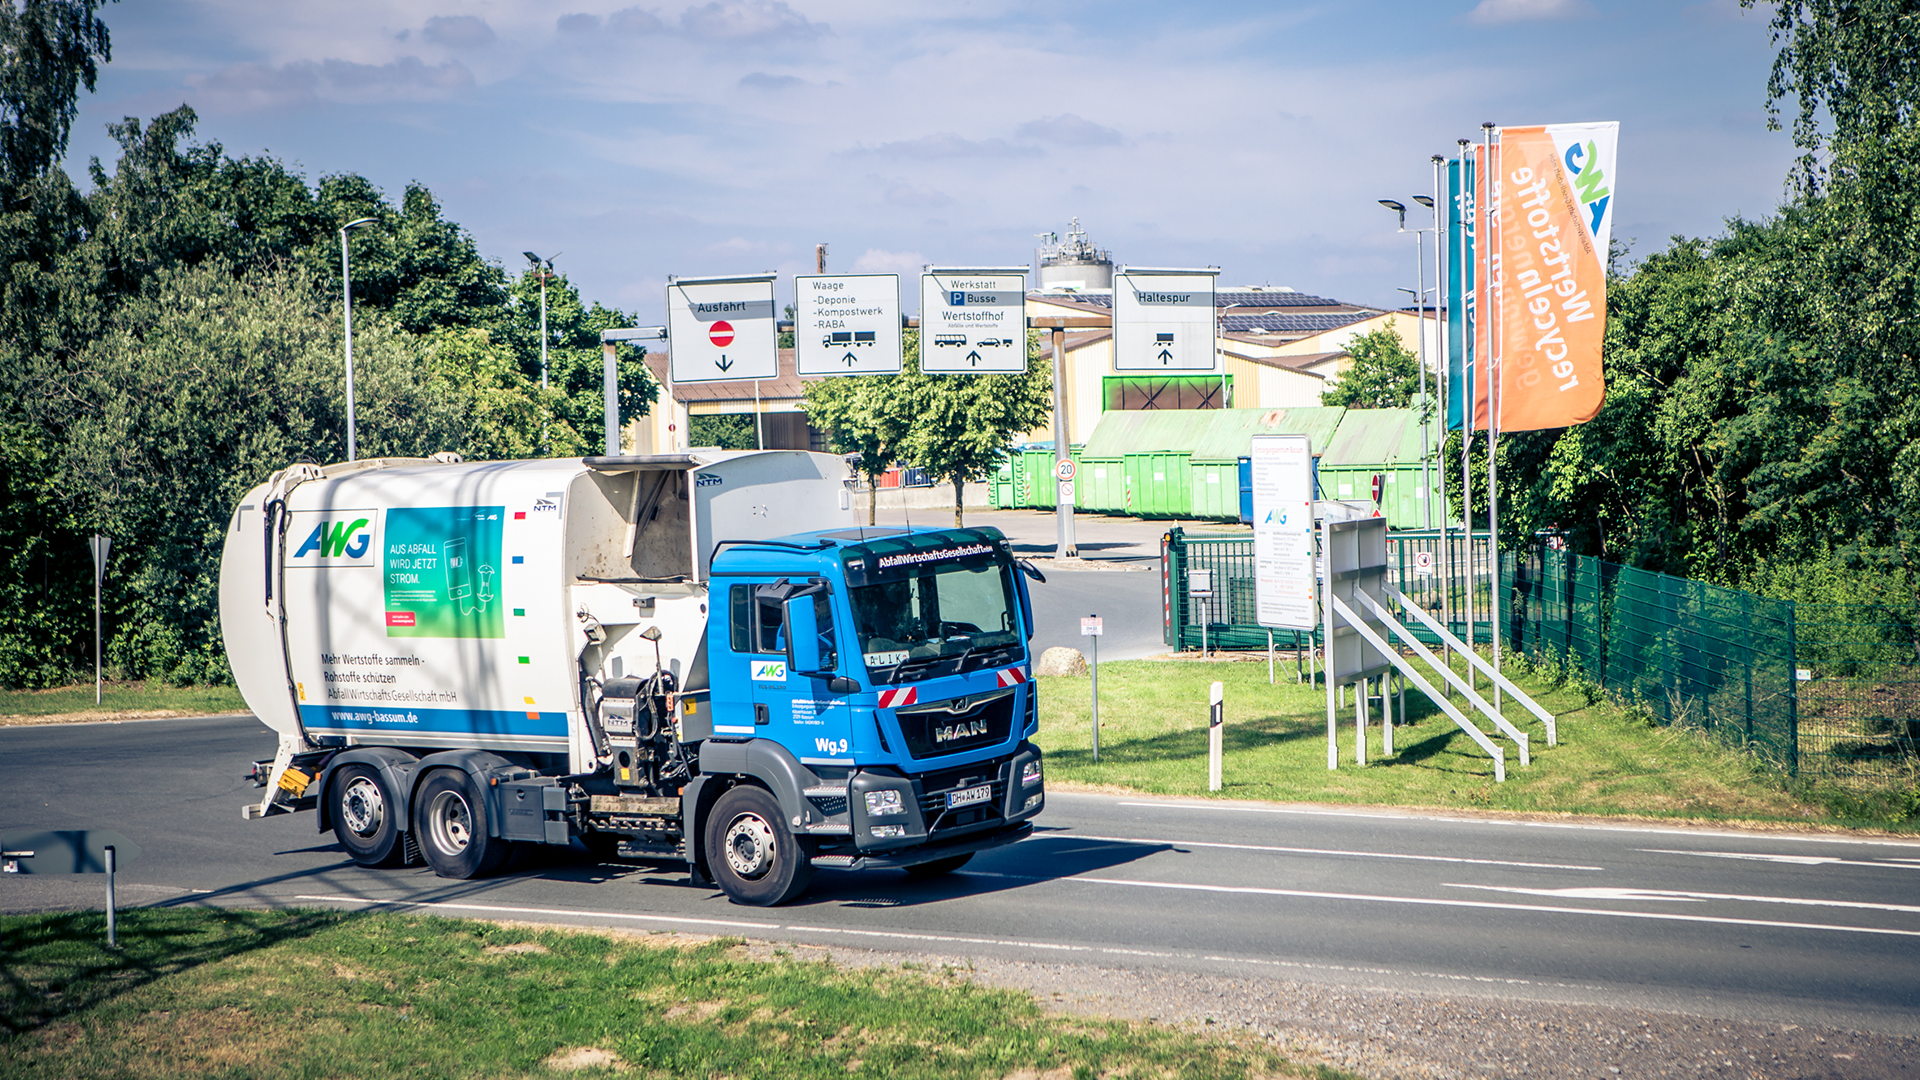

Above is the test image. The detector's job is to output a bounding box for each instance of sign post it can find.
[88,535,110,705]
[794,274,903,376]
[1081,615,1103,760]
[919,268,1031,374]
[1113,268,1220,371]
[1188,569,1213,656]
[599,326,666,455]
[2,830,142,948]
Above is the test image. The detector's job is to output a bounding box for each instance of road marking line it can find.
[295,893,1593,991]
[1060,833,1602,871]
[1446,883,1920,915]
[1058,877,1920,938]
[1115,801,1920,849]
[1640,848,1920,869]
[780,925,1093,951]
[293,894,775,931]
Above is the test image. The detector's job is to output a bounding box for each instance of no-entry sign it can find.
[667,274,777,384]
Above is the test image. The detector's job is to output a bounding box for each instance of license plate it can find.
[946,784,991,809]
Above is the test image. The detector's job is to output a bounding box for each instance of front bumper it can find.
[809,820,1034,871]
[831,741,1044,859]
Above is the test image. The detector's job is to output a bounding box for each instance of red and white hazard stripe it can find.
[877,687,918,709]
[995,666,1030,688]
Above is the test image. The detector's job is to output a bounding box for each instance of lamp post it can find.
[1378,198,1436,528]
[339,217,377,462]
[523,251,560,389]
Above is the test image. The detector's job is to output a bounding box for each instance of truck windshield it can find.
[849,561,1021,682]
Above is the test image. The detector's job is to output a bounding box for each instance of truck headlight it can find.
[871,824,906,838]
[863,789,906,816]
[1021,760,1043,786]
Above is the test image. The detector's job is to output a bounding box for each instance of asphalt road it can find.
[6,716,1918,1037]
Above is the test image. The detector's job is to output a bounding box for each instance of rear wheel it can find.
[331,764,406,868]
[414,770,512,879]
[704,785,812,906]
[904,853,972,878]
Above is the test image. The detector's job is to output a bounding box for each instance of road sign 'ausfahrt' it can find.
[667,274,778,384]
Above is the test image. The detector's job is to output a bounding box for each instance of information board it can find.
[667,274,778,384]
[1251,434,1317,630]
[1114,268,1218,371]
[920,268,1029,374]
[795,274,902,376]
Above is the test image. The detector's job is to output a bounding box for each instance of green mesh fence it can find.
[1791,603,1920,783]
[1163,531,1917,785]
[1503,548,1800,773]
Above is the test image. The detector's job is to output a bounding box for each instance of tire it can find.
[904,853,972,878]
[414,770,513,880]
[331,763,406,868]
[704,785,813,906]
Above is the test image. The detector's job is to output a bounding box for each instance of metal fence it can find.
[1161,529,1919,786]
[1791,603,1920,784]
[1503,548,1800,773]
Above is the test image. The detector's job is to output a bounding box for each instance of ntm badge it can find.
[292,516,374,563]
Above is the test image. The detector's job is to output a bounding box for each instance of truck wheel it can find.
[331,764,406,868]
[415,770,512,879]
[904,854,972,878]
[705,785,812,906]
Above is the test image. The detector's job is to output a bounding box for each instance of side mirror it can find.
[784,594,837,676]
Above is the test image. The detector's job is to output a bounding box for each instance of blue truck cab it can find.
[696,525,1045,903]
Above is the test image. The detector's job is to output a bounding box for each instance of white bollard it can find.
[1208,681,1224,792]
[1355,677,1366,766]
[1383,672,1395,757]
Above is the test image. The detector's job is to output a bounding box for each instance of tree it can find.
[1323,320,1420,409]
[898,330,1053,527]
[803,373,909,524]
[0,0,111,195]
[45,260,466,681]
[503,267,657,454]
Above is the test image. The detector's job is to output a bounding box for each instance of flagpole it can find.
[1483,120,1503,709]
[1431,152,1451,675]
[1458,136,1476,688]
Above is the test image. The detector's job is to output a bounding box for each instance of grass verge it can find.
[1033,654,1903,828]
[0,682,246,725]
[0,908,1348,1080]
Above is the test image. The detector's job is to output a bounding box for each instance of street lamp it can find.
[1378,196,1436,528]
[340,217,377,462]
[524,251,560,389]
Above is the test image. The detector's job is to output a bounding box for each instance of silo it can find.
[1035,217,1114,292]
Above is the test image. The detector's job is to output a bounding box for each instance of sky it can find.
[61,0,1800,322]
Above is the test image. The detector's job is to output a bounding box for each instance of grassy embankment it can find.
[1032,654,1899,828]
[0,682,245,725]
[0,908,1346,1080]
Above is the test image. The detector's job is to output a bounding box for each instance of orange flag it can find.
[1491,123,1616,431]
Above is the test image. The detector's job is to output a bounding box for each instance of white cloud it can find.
[1463,0,1594,25]
[185,56,474,111]
[738,71,805,90]
[859,133,1040,160]
[421,15,495,47]
[679,0,826,41]
[1016,114,1123,147]
[850,249,925,276]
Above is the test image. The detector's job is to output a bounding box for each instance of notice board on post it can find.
[1251,435,1317,630]
[1322,517,1392,683]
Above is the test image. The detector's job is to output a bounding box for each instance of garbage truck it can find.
[219,450,1046,905]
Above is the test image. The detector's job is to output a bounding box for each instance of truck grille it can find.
[893,687,1015,759]
[916,764,1008,836]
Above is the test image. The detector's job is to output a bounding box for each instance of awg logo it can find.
[293,518,372,561]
